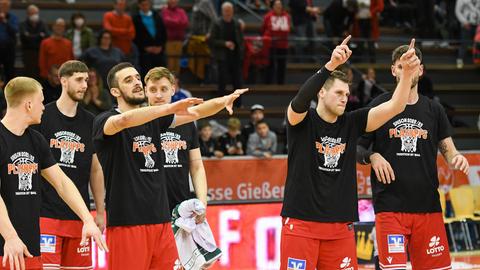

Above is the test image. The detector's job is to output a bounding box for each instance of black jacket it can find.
[132,11,167,53]
[208,18,244,61]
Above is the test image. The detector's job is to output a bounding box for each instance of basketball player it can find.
[34,60,105,270]
[92,63,245,269]
[0,77,107,270]
[357,45,469,270]
[280,36,420,270]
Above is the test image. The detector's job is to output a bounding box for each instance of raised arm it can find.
[365,39,420,132]
[41,165,108,252]
[90,154,106,232]
[174,89,248,127]
[439,137,469,174]
[0,196,32,270]
[287,36,352,126]
[103,97,203,135]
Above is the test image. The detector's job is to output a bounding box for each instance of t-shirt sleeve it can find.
[92,111,114,152]
[434,101,453,141]
[33,130,56,170]
[156,114,175,133]
[349,107,371,136]
[190,122,200,149]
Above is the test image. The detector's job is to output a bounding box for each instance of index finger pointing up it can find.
[409,38,415,49]
[341,35,351,46]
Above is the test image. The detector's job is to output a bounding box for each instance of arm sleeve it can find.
[290,67,330,113]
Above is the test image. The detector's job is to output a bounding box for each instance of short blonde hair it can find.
[4,77,42,107]
[144,67,175,86]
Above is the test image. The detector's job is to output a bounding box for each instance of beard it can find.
[67,89,85,102]
[121,90,146,105]
[396,75,420,89]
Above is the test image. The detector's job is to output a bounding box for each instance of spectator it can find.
[81,30,126,91]
[133,0,167,76]
[288,0,319,61]
[162,0,189,74]
[103,0,136,56]
[357,67,382,106]
[355,0,376,63]
[41,65,62,104]
[214,117,244,157]
[198,121,216,157]
[20,4,48,79]
[455,0,480,68]
[247,120,277,158]
[38,18,74,79]
[262,0,291,84]
[65,12,96,59]
[191,0,217,36]
[171,74,192,102]
[0,0,17,82]
[370,0,384,47]
[209,2,244,107]
[242,104,265,142]
[323,0,356,48]
[82,68,112,115]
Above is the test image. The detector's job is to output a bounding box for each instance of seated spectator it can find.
[65,12,95,59]
[41,65,62,104]
[215,117,244,158]
[242,104,265,143]
[198,121,216,157]
[81,68,112,115]
[171,74,192,102]
[20,4,49,79]
[357,67,382,106]
[38,17,74,78]
[247,120,277,158]
[81,30,126,91]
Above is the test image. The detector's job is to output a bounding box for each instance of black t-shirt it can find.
[358,93,453,214]
[35,102,95,220]
[215,133,244,156]
[281,108,370,222]
[92,109,174,226]
[159,122,199,212]
[0,124,56,256]
[199,138,215,157]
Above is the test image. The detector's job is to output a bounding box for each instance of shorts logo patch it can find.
[387,234,405,253]
[387,256,393,264]
[426,235,445,257]
[340,257,354,270]
[287,257,306,270]
[40,235,56,253]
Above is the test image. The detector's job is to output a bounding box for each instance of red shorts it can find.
[40,217,92,270]
[0,256,42,270]
[107,223,177,270]
[375,212,451,270]
[280,217,358,270]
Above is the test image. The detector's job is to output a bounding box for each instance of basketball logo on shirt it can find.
[160,132,187,165]
[315,136,346,171]
[132,135,157,169]
[50,131,85,167]
[8,152,38,193]
[389,118,428,155]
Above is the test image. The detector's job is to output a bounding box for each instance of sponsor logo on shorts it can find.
[387,234,405,253]
[77,238,90,256]
[40,235,56,253]
[340,257,354,270]
[387,256,393,264]
[426,236,444,257]
[287,257,306,270]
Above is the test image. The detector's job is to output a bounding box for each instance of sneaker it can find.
[456,58,464,69]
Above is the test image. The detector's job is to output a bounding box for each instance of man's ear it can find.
[110,87,121,98]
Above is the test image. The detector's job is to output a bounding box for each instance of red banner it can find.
[204,152,480,200]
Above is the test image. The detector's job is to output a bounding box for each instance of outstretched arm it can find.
[287,35,352,126]
[365,39,419,132]
[104,97,204,135]
[174,89,248,127]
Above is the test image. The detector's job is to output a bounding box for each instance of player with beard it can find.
[280,36,420,270]
[357,46,469,270]
[0,77,107,270]
[34,60,105,270]
[92,63,246,269]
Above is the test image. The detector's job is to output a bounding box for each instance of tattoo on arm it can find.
[439,140,448,156]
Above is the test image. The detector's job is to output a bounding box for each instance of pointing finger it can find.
[340,35,351,46]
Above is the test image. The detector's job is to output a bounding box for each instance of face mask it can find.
[74,18,84,28]
[29,14,39,22]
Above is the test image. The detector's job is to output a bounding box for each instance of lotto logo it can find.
[426,236,445,256]
[287,257,306,270]
[340,257,354,270]
[40,235,56,253]
[387,235,405,253]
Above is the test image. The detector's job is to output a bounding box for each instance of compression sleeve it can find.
[290,67,331,113]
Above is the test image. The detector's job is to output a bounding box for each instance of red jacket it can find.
[161,6,189,41]
[103,11,136,54]
[38,37,74,78]
[262,11,291,49]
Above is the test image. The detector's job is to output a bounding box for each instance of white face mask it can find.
[74,18,84,28]
[29,14,39,23]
